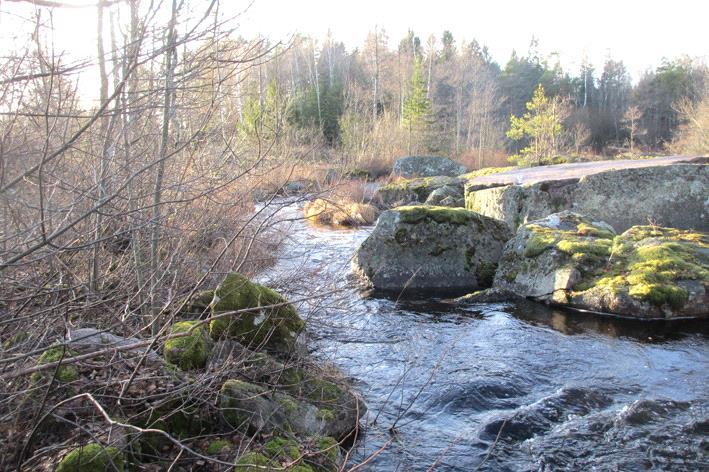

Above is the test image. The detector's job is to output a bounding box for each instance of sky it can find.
[1,0,707,93]
[234,0,708,79]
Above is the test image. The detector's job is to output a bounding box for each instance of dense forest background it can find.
[227,30,707,170]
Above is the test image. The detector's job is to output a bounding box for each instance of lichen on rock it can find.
[492,211,708,319]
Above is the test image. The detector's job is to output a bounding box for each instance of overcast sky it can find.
[235,0,708,79]
[1,0,707,91]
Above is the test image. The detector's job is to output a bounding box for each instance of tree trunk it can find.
[150,0,178,334]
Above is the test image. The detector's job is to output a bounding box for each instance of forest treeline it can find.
[232,30,707,168]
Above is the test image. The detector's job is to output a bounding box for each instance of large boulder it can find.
[374,176,463,208]
[352,206,513,291]
[218,377,363,439]
[392,155,467,178]
[493,211,708,319]
[465,164,708,232]
[196,273,305,355]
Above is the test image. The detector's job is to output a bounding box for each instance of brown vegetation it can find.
[304,199,379,227]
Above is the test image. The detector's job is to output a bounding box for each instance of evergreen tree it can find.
[402,55,431,153]
[240,78,289,141]
[507,84,567,166]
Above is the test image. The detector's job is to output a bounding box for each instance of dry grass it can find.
[303,199,379,227]
[457,149,510,170]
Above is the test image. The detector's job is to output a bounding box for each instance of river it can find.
[257,199,708,471]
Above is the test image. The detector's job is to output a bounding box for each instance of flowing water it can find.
[258,200,708,471]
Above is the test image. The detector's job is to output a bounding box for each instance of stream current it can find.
[257,200,708,471]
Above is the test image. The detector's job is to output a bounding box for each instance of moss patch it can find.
[314,436,339,465]
[163,321,212,370]
[56,444,124,472]
[397,205,478,225]
[235,452,272,471]
[264,437,301,461]
[205,439,231,455]
[209,273,304,353]
[573,227,708,309]
[32,345,79,383]
[524,231,558,258]
[3,331,29,349]
[475,261,497,287]
[523,219,614,263]
[460,166,515,180]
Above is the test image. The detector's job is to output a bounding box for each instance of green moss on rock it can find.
[475,261,497,287]
[218,379,265,430]
[524,231,557,258]
[314,436,339,465]
[208,273,304,353]
[163,321,212,370]
[397,205,478,225]
[460,166,515,180]
[56,444,124,472]
[32,345,79,383]
[576,227,707,310]
[234,452,273,471]
[264,437,301,461]
[205,439,231,455]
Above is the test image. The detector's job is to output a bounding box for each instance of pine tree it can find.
[507,84,567,166]
[402,55,431,154]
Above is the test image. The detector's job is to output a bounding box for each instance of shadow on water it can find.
[507,300,709,342]
[364,286,709,343]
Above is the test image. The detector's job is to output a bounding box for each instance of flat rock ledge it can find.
[465,162,708,232]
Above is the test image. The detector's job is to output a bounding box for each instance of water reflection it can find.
[504,300,709,342]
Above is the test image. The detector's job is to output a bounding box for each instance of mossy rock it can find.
[208,273,304,354]
[263,436,301,462]
[570,226,708,314]
[218,379,360,438]
[396,205,478,226]
[205,439,231,455]
[353,205,512,291]
[493,212,708,318]
[375,176,461,207]
[234,452,273,471]
[309,436,340,471]
[180,290,215,317]
[31,345,79,383]
[131,397,214,459]
[56,444,124,472]
[163,321,213,370]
